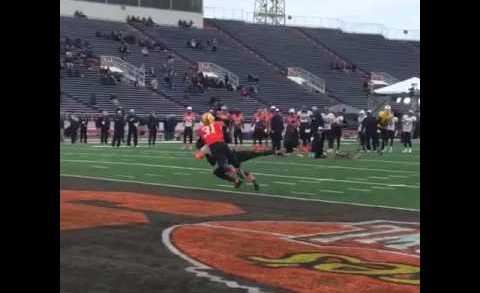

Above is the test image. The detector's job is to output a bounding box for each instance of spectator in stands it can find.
[212,38,218,52]
[146,17,155,27]
[74,11,87,18]
[188,20,194,28]
[151,78,158,90]
[247,74,259,83]
[240,86,248,98]
[187,39,197,49]
[142,47,149,57]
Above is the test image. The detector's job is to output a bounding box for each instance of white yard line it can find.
[290,191,315,196]
[61,159,420,189]
[368,176,390,180]
[372,186,396,190]
[348,188,371,192]
[173,172,192,176]
[318,190,345,194]
[274,181,297,186]
[216,184,234,189]
[90,165,109,169]
[359,159,419,166]
[63,151,418,175]
[60,174,419,212]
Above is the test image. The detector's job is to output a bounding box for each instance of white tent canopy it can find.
[374,77,420,95]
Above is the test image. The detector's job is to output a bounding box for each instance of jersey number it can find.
[202,125,216,136]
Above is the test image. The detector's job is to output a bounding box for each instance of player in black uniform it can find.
[79,113,88,143]
[98,111,110,144]
[112,111,125,148]
[69,113,80,144]
[126,109,139,147]
[147,112,159,146]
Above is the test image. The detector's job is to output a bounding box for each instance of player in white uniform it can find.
[401,110,416,153]
[385,115,398,152]
[322,111,336,153]
[297,106,313,152]
[332,114,346,151]
[357,110,367,152]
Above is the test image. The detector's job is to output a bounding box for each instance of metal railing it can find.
[287,67,326,94]
[204,6,419,41]
[370,72,399,85]
[100,55,146,86]
[197,62,240,88]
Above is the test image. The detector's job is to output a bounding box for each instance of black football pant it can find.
[148,129,157,145]
[127,127,138,146]
[233,128,243,145]
[184,127,193,144]
[80,126,87,143]
[100,127,109,144]
[402,132,412,148]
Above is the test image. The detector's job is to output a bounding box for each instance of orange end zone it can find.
[60,190,244,231]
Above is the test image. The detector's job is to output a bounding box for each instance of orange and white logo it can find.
[164,220,420,293]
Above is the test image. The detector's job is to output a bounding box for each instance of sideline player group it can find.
[193,104,418,188]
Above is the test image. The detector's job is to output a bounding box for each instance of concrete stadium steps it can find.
[61,68,185,116]
[134,22,334,113]
[61,94,98,113]
[301,27,420,80]
[61,16,264,115]
[209,19,367,109]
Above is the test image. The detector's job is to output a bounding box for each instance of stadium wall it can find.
[60,0,204,28]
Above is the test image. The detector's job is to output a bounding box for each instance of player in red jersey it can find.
[252,109,267,150]
[182,106,196,150]
[284,108,300,154]
[197,112,242,187]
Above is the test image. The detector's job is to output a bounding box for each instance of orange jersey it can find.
[286,115,299,128]
[183,112,195,127]
[198,121,224,145]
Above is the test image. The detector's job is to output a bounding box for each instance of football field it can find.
[61,141,419,210]
[60,140,420,293]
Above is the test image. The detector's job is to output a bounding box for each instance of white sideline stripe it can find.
[61,159,420,189]
[290,191,315,196]
[319,190,345,194]
[63,151,418,175]
[346,178,369,181]
[144,173,163,177]
[248,161,418,175]
[274,181,296,185]
[216,184,234,189]
[196,222,420,258]
[368,176,389,180]
[360,159,419,165]
[348,188,371,192]
[388,175,410,178]
[173,172,192,176]
[372,186,395,190]
[90,165,109,169]
[60,174,419,212]
[162,225,269,293]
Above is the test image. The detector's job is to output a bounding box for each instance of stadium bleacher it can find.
[60,16,419,116]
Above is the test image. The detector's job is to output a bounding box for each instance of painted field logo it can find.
[249,252,419,285]
[165,220,420,293]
